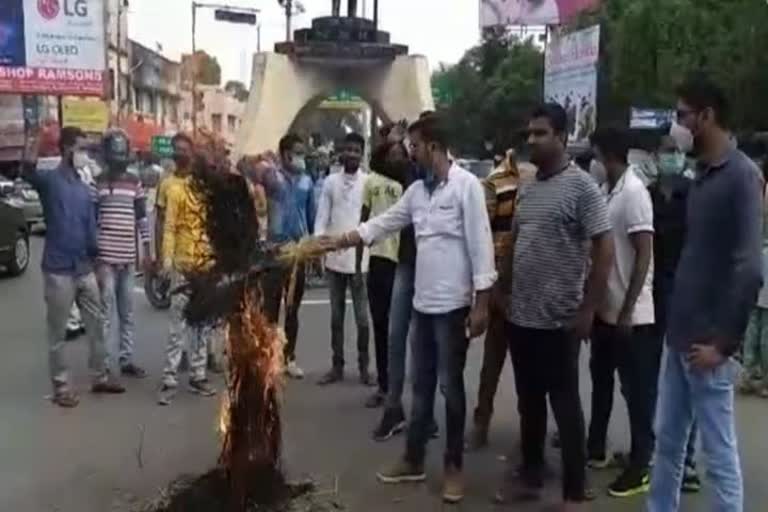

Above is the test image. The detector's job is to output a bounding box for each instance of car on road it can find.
[0,179,30,276]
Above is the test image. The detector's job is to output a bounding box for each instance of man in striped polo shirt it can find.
[496,104,614,509]
[95,131,151,378]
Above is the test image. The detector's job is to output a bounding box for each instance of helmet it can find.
[102,130,131,170]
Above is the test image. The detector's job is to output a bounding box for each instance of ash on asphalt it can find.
[140,469,343,512]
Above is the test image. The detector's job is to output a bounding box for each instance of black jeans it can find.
[327,270,370,373]
[474,308,509,427]
[508,323,587,502]
[367,256,396,393]
[405,308,470,469]
[261,263,306,362]
[587,319,661,470]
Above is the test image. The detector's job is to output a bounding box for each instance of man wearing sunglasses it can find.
[648,77,763,512]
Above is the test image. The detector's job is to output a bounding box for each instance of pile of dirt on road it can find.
[139,468,345,512]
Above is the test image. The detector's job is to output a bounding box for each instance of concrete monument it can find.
[236,5,434,157]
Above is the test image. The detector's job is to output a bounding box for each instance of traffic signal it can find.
[214,9,257,25]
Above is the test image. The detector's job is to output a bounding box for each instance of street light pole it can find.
[286,0,293,42]
[191,1,198,136]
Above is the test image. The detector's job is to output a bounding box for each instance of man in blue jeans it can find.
[329,114,496,503]
[648,76,763,512]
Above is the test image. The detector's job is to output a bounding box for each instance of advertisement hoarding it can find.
[62,96,108,132]
[0,0,106,96]
[480,0,600,27]
[630,108,675,130]
[544,25,600,146]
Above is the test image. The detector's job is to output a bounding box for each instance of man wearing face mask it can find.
[247,133,315,379]
[315,132,372,387]
[95,130,151,379]
[648,76,764,512]
[23,127,125,408]
[647,134,702,494]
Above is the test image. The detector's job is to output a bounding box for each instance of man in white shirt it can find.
[327,115,497,504]
[586,127,657,498]
[314,133,372,386]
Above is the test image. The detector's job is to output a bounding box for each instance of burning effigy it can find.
[142,153,339,512]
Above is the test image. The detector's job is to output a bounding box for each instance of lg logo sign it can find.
[38,0,89,20]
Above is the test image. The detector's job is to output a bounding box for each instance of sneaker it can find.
[681,465,701,494]
[52,389,80,408]
[91,377,126,394]
[587,454,613,470]
[608,468,650,498]
[466,423,489,451]
[373,407,406,441]
[285,360,305,379]
[442,465,465,503]
[121,362,148,379]
[189,379,216,397]
[317,368,343,386]
[157,384,178,406]
[376,459,426,484]
[365,390,386,408]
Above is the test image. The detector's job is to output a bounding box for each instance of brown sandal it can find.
[52,390,80,408]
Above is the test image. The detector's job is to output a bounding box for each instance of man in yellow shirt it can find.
[156,133,217,406]
[361,140,405,408]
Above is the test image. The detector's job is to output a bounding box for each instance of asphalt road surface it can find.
[2,238,767,511]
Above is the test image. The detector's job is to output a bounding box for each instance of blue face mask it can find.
[658,153,685,176]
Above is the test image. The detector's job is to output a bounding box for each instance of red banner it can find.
[0,66,105,96]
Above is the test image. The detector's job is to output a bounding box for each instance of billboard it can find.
[0,0,106,96]
[544,25,600,146]
[62,97,108,132]
[480,0,601,27]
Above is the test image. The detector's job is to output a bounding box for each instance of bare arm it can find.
[581,232,614,314]
[618,231,653,322]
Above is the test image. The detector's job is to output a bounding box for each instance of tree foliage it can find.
[225,80,250,102]
[573,0,768,131]
[432,33,544,156]
[184,50,222,86]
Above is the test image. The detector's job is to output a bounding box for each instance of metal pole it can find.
[373,0,378,28]
[257,23,262,52]
[116,1,122,124]
[286,0,293,42]
[191,2,198,135]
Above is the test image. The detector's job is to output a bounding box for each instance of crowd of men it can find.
[24,74,764,512]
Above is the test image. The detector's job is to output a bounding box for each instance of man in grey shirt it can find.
[648,77,763,512]
[496,104,614,509]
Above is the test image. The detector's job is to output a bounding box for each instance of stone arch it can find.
[235,52,434,157]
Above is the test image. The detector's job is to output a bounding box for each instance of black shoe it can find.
[120,363,147,379]
[189,379,216,397]
[373,407,406,441]
[317,368,343,386]
[681,465,701,494]
[608,467,651,498]
[91,377,126,394]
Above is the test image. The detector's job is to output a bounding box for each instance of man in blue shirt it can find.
[648,76,763,512]
[24,127,125,408]
[251,133,315,379]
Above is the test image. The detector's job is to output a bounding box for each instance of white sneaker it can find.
[285,360,305,379]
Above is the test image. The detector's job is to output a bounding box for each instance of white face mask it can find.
[590,159,607,185]
[73,150,89,170]
[291,156,306,172]
[670,122,694,154]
